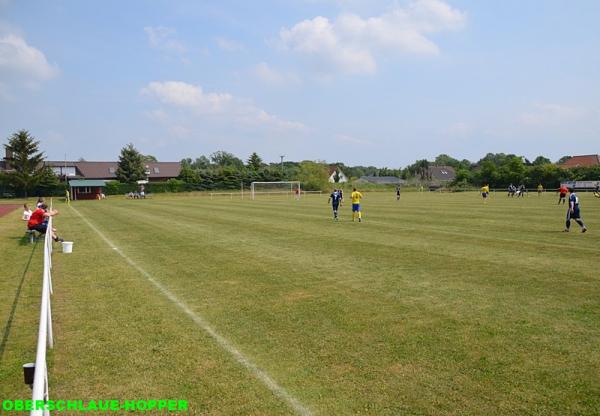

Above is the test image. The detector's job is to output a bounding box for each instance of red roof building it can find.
[559,155,600,168]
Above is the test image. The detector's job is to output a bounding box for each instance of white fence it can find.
[30,214,54,416]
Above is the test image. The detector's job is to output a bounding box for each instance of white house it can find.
[328,167,348,183]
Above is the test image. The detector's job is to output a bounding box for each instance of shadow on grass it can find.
[0,239,38,365]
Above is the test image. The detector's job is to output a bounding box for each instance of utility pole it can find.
[280,155,285,177]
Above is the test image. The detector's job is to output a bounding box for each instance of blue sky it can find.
[1,0,599,167]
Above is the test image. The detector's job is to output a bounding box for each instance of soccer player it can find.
[517,184,526,197]
[594,182,600,198]
[564,187,587,233]
[507,184,516,197]
[328,189,342,220]
[481,184,490,202]
[351,188,364,222]
[396,186,401,201]
[558,184,568,204]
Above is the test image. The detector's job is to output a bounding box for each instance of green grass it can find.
[1,191,599,415]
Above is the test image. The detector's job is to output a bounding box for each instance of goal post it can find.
[250,181,301,200]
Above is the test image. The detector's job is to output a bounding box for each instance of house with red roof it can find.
[558,155,600,168]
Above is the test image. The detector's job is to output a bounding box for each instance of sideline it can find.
[69,205,312,416]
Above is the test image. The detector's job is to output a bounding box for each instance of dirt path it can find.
[0,205,20,218]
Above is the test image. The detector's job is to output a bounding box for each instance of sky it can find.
[1,0,599,167]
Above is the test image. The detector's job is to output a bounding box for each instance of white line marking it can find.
[71,206,312,416]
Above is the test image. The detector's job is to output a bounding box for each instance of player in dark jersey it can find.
[594,182,600,198]
[396,186,401,201]
[328,189,342,220]
[564,188,587,233]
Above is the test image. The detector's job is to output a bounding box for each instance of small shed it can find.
[69,179,107,200]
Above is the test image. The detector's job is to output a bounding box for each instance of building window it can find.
[153,167,160,174]
[109,167,116,174]
[79,187,92,194]
[51,166,77,176]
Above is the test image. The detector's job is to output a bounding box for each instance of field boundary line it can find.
[70,205,313,416]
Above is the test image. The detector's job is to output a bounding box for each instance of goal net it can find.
[250,181,301,200]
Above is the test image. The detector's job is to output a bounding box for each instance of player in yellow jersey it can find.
[481,184,490,203]
[351,188,364,222]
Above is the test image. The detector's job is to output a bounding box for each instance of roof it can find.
[559,155,600,168]
[429,166,456,181]
[358,176,403,184]
[68,179,107,187]
[328,166,346,176]
[46,161,182,179]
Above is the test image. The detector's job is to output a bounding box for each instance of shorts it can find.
[481,192,488,198]
[352,203,360,212]
[560,192,566,198]
[28,223,48,234]
[332,203,339,210]
[567,208,581,220]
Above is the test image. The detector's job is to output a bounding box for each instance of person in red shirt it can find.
[27,203,64,242]
[558,184,568,205]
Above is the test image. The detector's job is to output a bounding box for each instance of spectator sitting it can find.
[36,197,45,208]
[22,204,32,221]
[27,203,64,243]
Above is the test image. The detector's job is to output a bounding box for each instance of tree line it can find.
[402,153,600,189]
[1,130,598,197]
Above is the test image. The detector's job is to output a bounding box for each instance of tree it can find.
[193,156,211,170]
[143,154,158,162]
[556,155,571,164]
[532,156,551,166]
[3,130,46,198]
[116,143,146,183]
[247,152,263,170]
[178,164,200,184]
[297,161,329,191]
[415,159,430,181]
[210,150,244,168]
[434,154,460,168]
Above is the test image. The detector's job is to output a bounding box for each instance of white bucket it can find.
[62,241,73,254]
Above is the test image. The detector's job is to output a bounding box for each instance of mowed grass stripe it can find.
[103,195,598,283]
[69,194,600,414]
[74,196,598,326]
[48,204,299,414]
[69,204,313,416]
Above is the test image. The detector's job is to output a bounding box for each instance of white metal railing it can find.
[31,212,54,416]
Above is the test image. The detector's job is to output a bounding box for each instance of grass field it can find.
[1,191,599,415]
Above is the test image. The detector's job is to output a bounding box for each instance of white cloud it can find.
[0,33,58,83]
[142,81,306,131]
[215,37,243,51]
[278,0,466,74]
[144,26,186,54]
[253,62,301,86]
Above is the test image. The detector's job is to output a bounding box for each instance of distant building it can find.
[558,155,600,168]
[356,176,404,185]
[429,166,456,182]
[45,161,181,181]
[328,167,349,183]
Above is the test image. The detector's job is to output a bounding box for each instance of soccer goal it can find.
[250,181,301,200]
